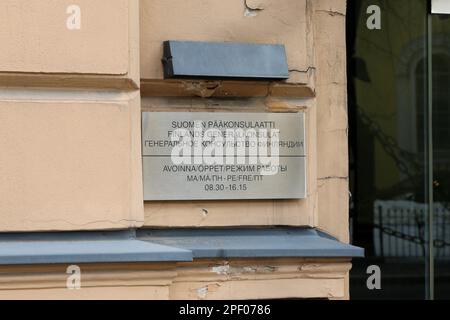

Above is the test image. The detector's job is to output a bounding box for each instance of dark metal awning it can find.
[162,40,290,80]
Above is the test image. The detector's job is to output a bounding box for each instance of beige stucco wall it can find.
[140,0,349,241]
[0,90,143,231]
[0,0,350,299]
[0,0,129,75]
[314,0,349,242]
[0,259,351,300]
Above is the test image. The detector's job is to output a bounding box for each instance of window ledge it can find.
[138,228,364,259]
[0,228,364,265]
[0,230,191,265]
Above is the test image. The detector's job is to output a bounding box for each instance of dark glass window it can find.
[347,0,450,300]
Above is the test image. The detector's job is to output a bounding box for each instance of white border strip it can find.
[432,0,450,14]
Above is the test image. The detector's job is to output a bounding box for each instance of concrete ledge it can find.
[138,228,364,259]
[0,230,192,265]
[0,228,363,265]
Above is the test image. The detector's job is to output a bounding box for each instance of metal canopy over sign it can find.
[162,41,289,80]
[142,112,306,201]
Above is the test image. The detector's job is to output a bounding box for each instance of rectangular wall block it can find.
[0,90,143,232]
[0,0,139,88]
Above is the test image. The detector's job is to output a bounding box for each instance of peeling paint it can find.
[211,265,230,275]
[243,266,257,273]
[244,0,265,17]
[197,286,208,299]
[244,8,258,17]
[263,265,277,273]
[182,81,221,98]
[246,0,267,10]
[196,283,222,299]
[211,264,277,276]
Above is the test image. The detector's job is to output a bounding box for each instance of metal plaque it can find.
[142,112,306,201]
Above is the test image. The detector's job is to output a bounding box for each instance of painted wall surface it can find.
[0,0,350,299]
[0,259,351,300]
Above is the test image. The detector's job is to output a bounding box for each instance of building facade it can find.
[0,0,364,300]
